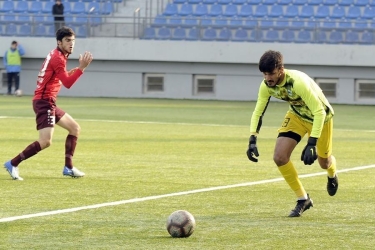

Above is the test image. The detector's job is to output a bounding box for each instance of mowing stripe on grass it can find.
[1,116,375,132]
[1,164,375,223]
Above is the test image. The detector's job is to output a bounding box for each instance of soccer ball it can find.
[166,210,196,238]
[14,89,22,97]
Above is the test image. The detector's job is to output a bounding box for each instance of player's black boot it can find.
[288,194,313,217]
[327,175,339,196]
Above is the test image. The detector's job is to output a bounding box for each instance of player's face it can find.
[262,68,284,87]
[59,36,76,55]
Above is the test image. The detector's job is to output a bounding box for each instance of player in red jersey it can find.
[3,26,93,180]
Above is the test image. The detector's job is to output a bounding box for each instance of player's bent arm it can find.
[250,83,271,135]
[56,69,83,89]
[294,77,326,138]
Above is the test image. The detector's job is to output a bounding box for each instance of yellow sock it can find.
[327,155,337,178]
[278,161,307,199]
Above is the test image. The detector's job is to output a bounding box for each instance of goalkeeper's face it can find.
[59,35,76,55]
[262,68,284,87]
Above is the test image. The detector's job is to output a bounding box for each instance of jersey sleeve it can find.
[52,56,83,89]
[250,82,271,135]
[293,75,326,138]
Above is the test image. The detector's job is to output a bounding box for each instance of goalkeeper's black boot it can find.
[327,175,339,196]
[288,194,313,217]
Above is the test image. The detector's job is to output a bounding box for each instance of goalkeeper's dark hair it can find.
[259,50,283,73]
[56,26,75,41]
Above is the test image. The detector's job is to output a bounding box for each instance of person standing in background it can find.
[3,41,25,95]
[52,0,65,34]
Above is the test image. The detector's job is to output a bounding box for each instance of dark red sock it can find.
[11,141,42,166]
[65,135,77,168]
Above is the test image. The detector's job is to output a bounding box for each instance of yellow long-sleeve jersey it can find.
[250,69,334,138]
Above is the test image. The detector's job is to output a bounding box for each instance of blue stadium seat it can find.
[284,5,299,18]
[174,0,187,3]
[329,30,344,43]
[17,12,31,23]
[315,5,330,18]
[75,25,88,38]
[279,0,293,5]
[253,4,268,17]
[5,23,17,36]
[232,28,248,41]
[89,16,102,26]
[202,27,217,40]
[45,15,54,24]
[184,16,199,26]
[238,4,252,17]
[275,18,290,29]
[315,30,328,43]
[203,0,217,3]
[324,0,339,5]
[153,15,167,27]
[293,0,308,4]
[340,0,354,5]
[228,16,243,28]
[71,2,86,15]
[157,26,171,39]
[29,1,43,13]
[299,5,314,18]
[281,29,295,42]
[101,1,114,15]
[209,4,223,16]
[337,19,353,29]
[169,15,183,27]
[76,16,88,24]
[213,16,229,27]
[309,0,323,4]
[243,18,257,29]
[264,0,277,4]
[217,28,231,41]
[14,1,28,13]
[363,7,375,19]
[264,29,279,42]
[233,0,247,4]
[45,24,55,36]
[361,30,374,44]
[65,15,74,25]
[189,0,203,3]
[87,2,100,14]
[180,3,193,16]
[201,16,213,27]
[1,1,14,12]
[259,19,274,29]
[218,0,232,4]
[3,13,16,22]
[346,6,361,19]
[223,4,238,17]
[186,27,200,40]
[19,24,31,36]
[248,0,262,4]
[143,27,156,39]
[371,0,375,6]
[319,18,337,29]
[353,20,368,29]
[42,2,54,14]
[33,13,45,23]
[296,29,312,43]
[35,24,46,36]
[269,5,283,18]
[290,18,305,29]
[171,27,187,40]
[249,29,262,42]
[345,30,360,43]
[354,0,369,6]
[194,3,208,16]
[164,3,178,16]
[64,2,71,14]
[331,6,346,19]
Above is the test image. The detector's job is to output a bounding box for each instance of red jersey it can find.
[33,47,83,101]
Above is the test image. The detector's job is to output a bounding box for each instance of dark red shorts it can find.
[33,99,66,130]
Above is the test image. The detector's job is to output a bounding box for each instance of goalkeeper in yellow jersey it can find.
[246,50,338,217]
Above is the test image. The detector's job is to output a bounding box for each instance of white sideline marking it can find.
[1,164,375,223]
[1,116,375,132]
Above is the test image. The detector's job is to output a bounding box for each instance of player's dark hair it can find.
[56,26,75,41]
[259,50,283,73]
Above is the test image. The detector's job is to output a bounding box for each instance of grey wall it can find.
[1,37,374,104]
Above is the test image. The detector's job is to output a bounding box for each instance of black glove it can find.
[301,137,318,165]
[246,135,259,162]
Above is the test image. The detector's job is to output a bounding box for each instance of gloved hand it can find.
[301,137,318,165]
[246,135,259,162]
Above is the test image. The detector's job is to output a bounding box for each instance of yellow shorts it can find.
[278,111,333,158]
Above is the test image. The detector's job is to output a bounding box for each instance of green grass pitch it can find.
[1,96,375,249]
